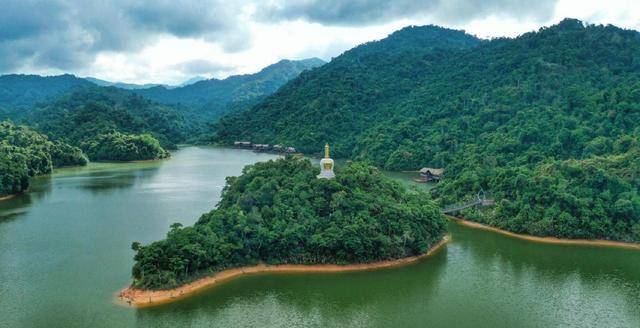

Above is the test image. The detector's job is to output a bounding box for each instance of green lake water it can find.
[1,147,639,328]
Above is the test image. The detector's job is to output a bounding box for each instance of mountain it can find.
[177,76,207,87]
[0,74,92,112]
[23,87,192,152]
[1,121,87,197]
[213,19,640,243]
[84,77,166,90]
[134,58,326,121]
[214,25,482,155]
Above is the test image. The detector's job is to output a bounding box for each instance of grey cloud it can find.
[0,0,251,72]
[172,60,236,75]
[258,0,558,26]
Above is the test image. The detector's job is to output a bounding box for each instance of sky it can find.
[1,0,640,85]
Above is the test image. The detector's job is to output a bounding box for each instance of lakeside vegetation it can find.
[0,121,87,197]
[21,87,188,161]
[80,132,169,162]
[131,157,446,289]
[212,20,640,243]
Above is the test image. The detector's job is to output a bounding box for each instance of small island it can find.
[120,147,447,306]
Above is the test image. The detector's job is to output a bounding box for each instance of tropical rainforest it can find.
[25,87,189,147]
[130,157,446,289]
[0,121,87,197]
[134,58,325,122]
[213,19,640,242]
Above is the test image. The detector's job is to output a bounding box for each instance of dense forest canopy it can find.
[131,157,446,289]
[212,19,640,242]
[19,87,192,161]
[0,74,93,119]
[81,131,169,162]
[24,87,190,148]
[0,121,87,197]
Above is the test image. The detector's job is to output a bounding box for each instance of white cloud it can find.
[3,0,640,85]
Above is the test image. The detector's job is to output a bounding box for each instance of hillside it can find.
[0,121,87,197]
[213,19,640,242]
[0,74,92,114]
[84,77,166,90]
[130,157,446,289]
[134,58,325,121]
[24,87,190,149]
[21,87,192,161]
[213,25,482,155]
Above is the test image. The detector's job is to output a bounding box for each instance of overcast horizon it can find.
[2,0,640,85]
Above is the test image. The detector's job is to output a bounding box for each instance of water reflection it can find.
[449,222,640,325]
[71,167,162,194]
[134,251,448,327]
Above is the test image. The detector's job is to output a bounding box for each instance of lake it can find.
[1,147,638,328]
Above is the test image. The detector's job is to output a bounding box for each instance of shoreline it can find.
[117,235,450,307]
[450,217,640,250]
[0,194,18,202]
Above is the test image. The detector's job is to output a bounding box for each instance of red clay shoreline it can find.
[116,235,451,307]
[0,194,17,202]
[449,216,640,250]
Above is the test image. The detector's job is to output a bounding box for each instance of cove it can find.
[0,146,639,328]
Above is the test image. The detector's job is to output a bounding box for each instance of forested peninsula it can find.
[127,157,447,291]
[212,19,640,243]
[23,87,183,161]
[0,121,87,198]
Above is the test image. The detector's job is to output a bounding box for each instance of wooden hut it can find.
[234,141,252,147]
[252,144,271,152]
[416,168,444,182]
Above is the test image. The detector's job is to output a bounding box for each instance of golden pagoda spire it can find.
[324,143,330,158]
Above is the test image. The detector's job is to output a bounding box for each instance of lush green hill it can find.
[0,74,92,115]
[134,58,325,121]
[25,87,190,149]
[213,25,482,155]
[0,121,87,197]
[213,19,640,242]
[130,157,446,289]
[22,87,192,161]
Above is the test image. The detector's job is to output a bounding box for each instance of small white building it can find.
[317,143,335,179]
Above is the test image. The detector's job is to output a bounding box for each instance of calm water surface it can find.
[0,147,638,328]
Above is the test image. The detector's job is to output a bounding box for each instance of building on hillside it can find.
[416,167,444,182]
[234,141,252,147]
[252,144,271,151]
[317,143,335,179]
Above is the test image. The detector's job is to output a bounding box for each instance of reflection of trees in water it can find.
[74,167,161,194]
[0,175,53,222]
[135,251,448,327]
[449,222,640,320]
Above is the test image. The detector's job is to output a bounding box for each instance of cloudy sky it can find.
[2,0,640,85]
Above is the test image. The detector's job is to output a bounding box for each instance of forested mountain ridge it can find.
[134,58,326,121]
[21,87,187,161]
[213,19,640,242]
[0,74,92,113]
[213,25,482,155]
[24,87,190,149]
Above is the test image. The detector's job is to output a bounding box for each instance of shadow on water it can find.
[0,175,54,222]
[134,250,449,327]
[74,167,161,194]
